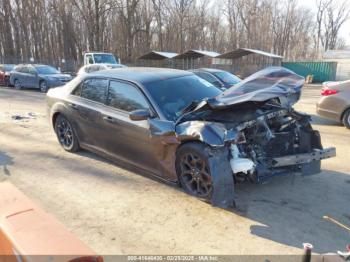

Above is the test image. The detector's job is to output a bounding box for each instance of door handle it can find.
[69,103,79,110]
[102,115,115,123]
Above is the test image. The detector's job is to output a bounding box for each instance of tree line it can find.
[0,0,349,67]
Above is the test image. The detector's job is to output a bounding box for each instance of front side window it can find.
[81,78,109,103]
[21,67,30,74]
[107,81,149,112]
[27,67,37,75]
[86,55,94,64]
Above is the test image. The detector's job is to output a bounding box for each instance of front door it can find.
[100,80,159,173]
[27,66,38,88]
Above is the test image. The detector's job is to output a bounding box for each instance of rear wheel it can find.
[39,80,48,93]
[176,142,213,200]
[14,79,21,90]
[342,109,350,129]
[54,115,80,152]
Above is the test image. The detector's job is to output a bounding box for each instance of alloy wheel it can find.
[40,81,48,92]
[179,152,212,197]
[56,117,74,149]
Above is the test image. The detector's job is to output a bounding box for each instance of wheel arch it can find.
[340,106,350,122]
[52,111,61,127]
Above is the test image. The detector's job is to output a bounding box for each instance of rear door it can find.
[67,78,109,150]
[18,66,30,87]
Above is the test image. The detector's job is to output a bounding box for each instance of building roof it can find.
[138,51,178,60]
[216,48,283,59]
[174,50,221,59]
[93,67,192,85]
[323,50,350,59]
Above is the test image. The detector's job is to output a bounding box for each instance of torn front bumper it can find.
[270,147,336,167]
[255,147,336,182]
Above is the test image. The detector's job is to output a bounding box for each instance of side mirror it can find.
[129,109,151,121]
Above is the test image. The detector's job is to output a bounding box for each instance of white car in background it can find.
[77,63,126,76]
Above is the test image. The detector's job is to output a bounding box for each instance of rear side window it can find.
[107,81,149,112]
[81,78,109,103]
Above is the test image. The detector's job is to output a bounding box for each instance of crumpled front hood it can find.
[207,67,305,109]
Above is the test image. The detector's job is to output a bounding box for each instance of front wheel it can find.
[39,81,48,93]
[54,115,80,152]
[4,76,10,87]
[176,142,213,200]
[342,109,350,129]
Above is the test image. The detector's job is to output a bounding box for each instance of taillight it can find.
[321,88,338,96]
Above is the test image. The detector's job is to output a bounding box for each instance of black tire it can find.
[14,79,21,90]
[342,108,350,129]
[39,80,48,93]
[54,115,80,152]
[175,142,213,200]
[4,76,10,87]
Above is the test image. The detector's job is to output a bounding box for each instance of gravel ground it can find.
[0,85,349,256]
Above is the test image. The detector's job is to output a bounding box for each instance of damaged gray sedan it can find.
[47,67,335,208]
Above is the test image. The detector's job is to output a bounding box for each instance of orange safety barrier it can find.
[0,182,103,262]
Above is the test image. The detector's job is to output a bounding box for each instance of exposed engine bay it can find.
[180,98,335,186]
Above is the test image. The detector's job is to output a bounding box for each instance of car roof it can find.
[195,68,227,73]
[86,52,113,55]
[92,67,192,85]
[15,64,52,68]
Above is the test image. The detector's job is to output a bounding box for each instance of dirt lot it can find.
[0,85,349,255]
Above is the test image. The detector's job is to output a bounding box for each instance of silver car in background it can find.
[77,63,126,76]
[316,80,350,129]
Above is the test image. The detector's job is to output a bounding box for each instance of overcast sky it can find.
[299,0,350,46]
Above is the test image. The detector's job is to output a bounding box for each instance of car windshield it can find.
[144,75,221,121]
[36,66,59,75]
[93,54,118,64]
[213,71,241,85]
[4,65,14,71]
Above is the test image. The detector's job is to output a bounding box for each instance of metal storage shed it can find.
[323,50,350,81]
[138,51,178,60]
[214,48,283,77]
[173,50,221,70]
[216,48,282,60]
[137,51,178,68]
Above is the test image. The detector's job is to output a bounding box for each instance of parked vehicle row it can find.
[9,64,73,92]
[47,67,335,208]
